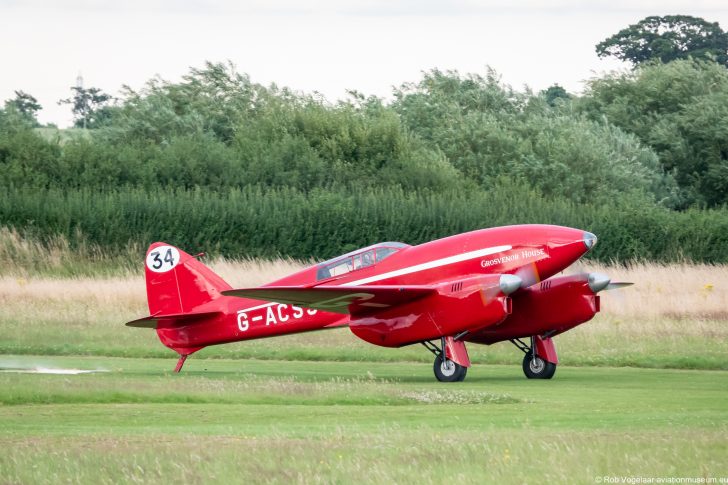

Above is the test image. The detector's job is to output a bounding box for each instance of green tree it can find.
[541,84,571,106]
[108,62,463,192]
[392,69,675,205]
[4,91,42,126]
[581,59,728,207]
[596,15,728,66]
[59,86,113,129]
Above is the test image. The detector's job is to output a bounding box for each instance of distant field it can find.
[0,258,725,370]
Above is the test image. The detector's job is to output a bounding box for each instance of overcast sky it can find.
[2,0,728,127]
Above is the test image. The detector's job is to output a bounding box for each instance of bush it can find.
[1,186,726,263]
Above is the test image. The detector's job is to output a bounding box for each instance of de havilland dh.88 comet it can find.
[127,224,630,381]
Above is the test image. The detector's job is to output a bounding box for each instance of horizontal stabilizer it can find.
[222,285,437,315]
[125,310,222,329]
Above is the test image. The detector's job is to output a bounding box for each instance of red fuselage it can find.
[155,224,593,354]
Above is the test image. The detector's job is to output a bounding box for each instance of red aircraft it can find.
[127,224,629,381]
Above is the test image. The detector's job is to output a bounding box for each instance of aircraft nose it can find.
[583,231,597,250]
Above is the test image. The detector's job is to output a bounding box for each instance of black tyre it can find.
[522,352,557,379]
[433,356,467,382]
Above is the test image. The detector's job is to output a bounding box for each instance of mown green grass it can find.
[1,311,726,370]
[0,356,726,484]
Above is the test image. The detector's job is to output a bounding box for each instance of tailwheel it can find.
[433,356,467,382]
[522,352,556,379]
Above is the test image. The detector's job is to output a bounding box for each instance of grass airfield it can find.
[1,355,726,484]
[1,258,727,483]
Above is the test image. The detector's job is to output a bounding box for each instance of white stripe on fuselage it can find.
[231,244,512,312]
[342,245,512,286]
[238,302,276,313]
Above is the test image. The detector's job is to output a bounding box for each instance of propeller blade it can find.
[515,263,541,288]
[605,282,634,291]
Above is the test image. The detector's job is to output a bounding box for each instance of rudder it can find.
[144,242,232,315]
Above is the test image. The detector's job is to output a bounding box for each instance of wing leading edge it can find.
[221,285,437,315]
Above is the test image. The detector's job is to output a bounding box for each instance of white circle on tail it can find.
[146,246,180,273]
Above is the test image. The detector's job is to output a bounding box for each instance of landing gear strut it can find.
[510,337,557,379]
[422,338,467,382]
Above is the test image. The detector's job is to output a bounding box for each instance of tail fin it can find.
[144,242,232,315]
[129,243,232,372]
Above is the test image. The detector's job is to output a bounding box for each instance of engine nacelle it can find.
[349,274,514,347]
[467,274,600,345]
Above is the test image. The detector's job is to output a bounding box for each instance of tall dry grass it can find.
[570,261,728,321]
[1,258,725,367]
[1,225,725,322]
[0,258,306,340]
[0,227,140,277]
[1,258,725,321]
[1,226,726,354]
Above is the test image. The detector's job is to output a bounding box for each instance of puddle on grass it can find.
[0,367,108,375]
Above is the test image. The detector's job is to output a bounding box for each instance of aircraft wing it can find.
[221,285,437,315]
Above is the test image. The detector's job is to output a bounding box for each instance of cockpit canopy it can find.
[316,242,409,281]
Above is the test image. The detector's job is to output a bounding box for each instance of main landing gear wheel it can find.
[434,356,467,382]
[522,352,556,379]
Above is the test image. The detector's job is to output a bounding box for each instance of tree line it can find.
[1,15,727,262]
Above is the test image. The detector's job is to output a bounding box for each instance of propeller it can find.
[587,272,633,293]
[605,282,634,291]
[478,274,522,306]
[515,262,542,289]
[591,275,633,313]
